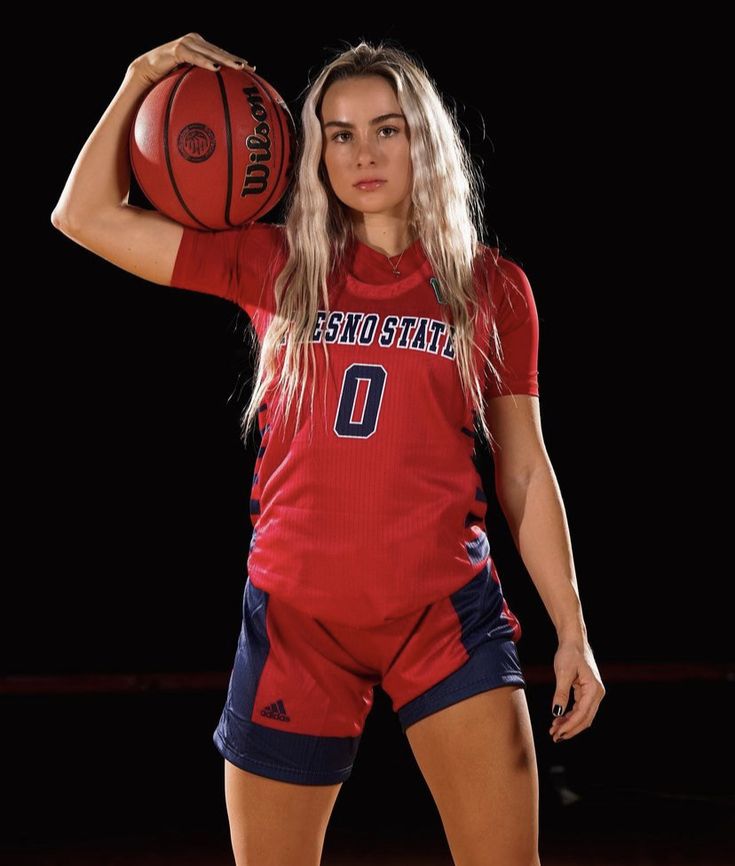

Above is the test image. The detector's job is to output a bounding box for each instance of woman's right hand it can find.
[129,33,255,86]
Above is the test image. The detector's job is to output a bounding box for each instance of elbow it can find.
[51,208,69,231]
[496,456,550,489]
[51,208,82,236]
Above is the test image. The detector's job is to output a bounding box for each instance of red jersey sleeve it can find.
[485,256,540,398]
[169,221,284,316]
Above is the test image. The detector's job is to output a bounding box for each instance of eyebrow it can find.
[322,113,406,129]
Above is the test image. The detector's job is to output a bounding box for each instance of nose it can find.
[353,135,381,164]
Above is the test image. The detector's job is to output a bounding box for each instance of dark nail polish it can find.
[553,705,563,717]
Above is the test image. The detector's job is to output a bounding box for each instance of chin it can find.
[348,194,398,210]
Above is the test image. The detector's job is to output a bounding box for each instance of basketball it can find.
[129,64,296,230]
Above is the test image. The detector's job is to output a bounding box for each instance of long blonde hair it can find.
[240,39,514,450]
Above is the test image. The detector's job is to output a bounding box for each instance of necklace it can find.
[385,248,407,277]
[354,234,415,276]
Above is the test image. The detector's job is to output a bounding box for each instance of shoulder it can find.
[476,242,527,281]
[252,220,285,234]
[476,243,533,305]
[240,220,286,245]
[240,221,288,274]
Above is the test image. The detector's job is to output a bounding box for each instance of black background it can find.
[6,13,731,861]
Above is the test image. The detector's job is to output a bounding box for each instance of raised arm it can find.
[50,34,254,287]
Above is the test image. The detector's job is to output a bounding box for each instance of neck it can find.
[352,224,415,259]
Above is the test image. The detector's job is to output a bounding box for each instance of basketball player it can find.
[52,33,605,866]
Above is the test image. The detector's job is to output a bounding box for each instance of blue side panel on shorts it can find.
[212,580,360,786]
[465,526,491,567]
[396,561,526,733]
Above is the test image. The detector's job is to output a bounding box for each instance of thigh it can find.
[406,684,539,866]
[224,758,343,866]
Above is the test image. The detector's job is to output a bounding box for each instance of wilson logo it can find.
[241,86,273,197]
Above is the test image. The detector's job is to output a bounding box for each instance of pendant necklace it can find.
[385,248,407,277]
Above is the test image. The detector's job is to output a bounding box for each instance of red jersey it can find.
[170,222,540,628]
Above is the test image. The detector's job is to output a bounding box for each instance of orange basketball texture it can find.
[129,64,296,230]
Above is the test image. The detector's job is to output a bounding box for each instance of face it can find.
[320,75,413,221]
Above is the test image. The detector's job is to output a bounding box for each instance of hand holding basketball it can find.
[127,40,295,229]
[129,33,255,87]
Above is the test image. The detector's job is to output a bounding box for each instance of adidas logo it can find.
[261,699,290,722]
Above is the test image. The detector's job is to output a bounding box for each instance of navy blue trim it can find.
[212,580,361,785]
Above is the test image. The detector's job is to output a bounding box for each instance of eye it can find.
[331,126,400,143]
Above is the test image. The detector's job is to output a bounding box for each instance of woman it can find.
[52,33,605,866]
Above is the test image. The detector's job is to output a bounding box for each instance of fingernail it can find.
[553,705,563,716]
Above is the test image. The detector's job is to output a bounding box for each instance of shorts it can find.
[212,559,526,786]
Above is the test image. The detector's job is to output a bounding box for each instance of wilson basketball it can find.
[129,64,296,230]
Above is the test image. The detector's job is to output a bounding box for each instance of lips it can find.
[354,180,386,190]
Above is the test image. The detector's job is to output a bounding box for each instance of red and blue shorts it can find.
[213,560,526,786]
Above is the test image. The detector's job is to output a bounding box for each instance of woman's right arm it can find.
[50,34,253,287]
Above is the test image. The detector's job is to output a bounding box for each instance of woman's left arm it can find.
[486,394,606,744]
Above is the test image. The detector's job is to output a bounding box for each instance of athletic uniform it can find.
[170,222,540,784]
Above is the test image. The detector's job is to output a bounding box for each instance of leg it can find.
[224,758,343,866]
[214,580,373,865]
[405,684,540,866]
